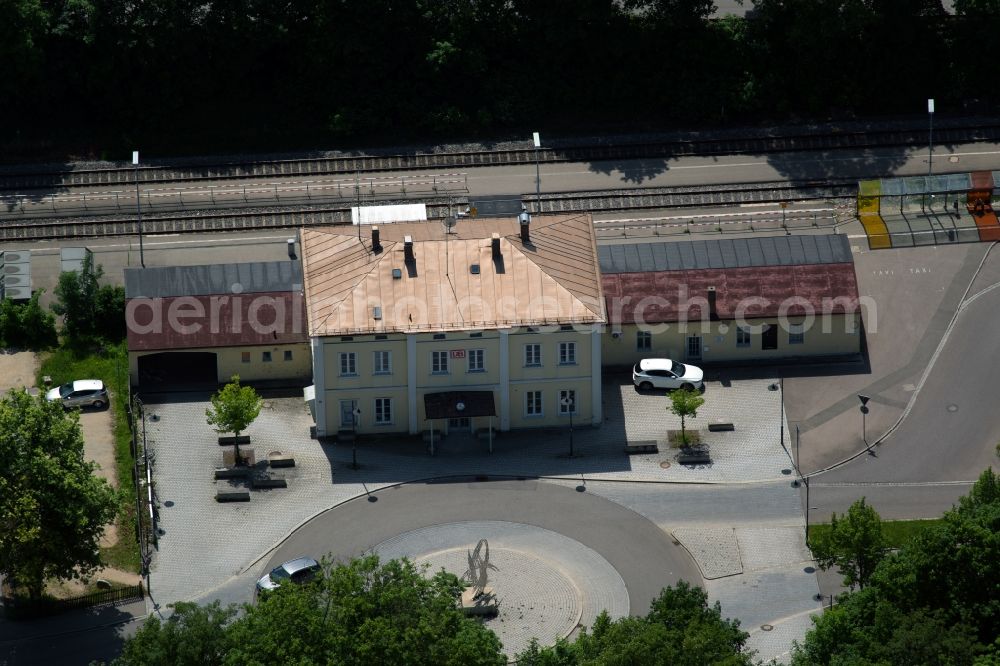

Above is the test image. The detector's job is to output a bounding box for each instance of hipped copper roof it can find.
[302,214,605,336]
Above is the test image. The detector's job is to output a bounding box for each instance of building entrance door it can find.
[686,336,702,361]
[762,324,778,350]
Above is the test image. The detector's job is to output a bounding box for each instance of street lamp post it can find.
[533,132,541,212]
[133,150,145,267]
[927,98,935,179]
[561,395,574,457]
[352,407,361,469]
[858,394,872,455]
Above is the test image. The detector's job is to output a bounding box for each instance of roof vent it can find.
[404,235,414,263]
[491,233,501,259]
[373,305,382,320]
[392,268,402,280]
[371,226,381,253]
[470,263,480,275]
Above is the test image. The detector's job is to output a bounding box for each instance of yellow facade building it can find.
[301,214,606,436]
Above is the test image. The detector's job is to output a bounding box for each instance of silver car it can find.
[255,557,321,596]
[45,380,109,409]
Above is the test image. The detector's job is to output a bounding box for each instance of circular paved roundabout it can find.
[262,478,700,659]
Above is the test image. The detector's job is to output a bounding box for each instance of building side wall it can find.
[602,314,860,367]
[128,342,312,385]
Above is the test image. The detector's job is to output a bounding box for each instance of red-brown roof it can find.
[603,263,860,324]
[126,291,308,351]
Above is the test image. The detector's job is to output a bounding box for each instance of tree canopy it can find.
[0,389,119,598]
[52,254,126,347]
[205,375,262,463]
[669,388,705,446]
[792,468,1000,665]
[517,581,752,666]
[811,497,889,590]
[111,556,507,666]
[2,1,995,158]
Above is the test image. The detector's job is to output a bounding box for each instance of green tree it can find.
[669,388,704,446]
[0,389,118,598]
[112,556,506,666]
[205,375,262,465]
[0,292,58,350]
[112,601,235,666]
[793,469,1000,665]
[52,254,125,347]
[517,581,752,666]
[811,497,888,590]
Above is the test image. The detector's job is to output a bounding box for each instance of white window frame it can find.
[373,397,393,425]
[431,350,449,374]
[558,342,577,365]
[373,350,392,375]
[524,344,542,367]
[339,352,357,376]
[468,348,485,373]
[525,390,543,417]
[559,389,577,415]
[736,326,751,348]
[636,330,652,351]
[789,323,805,345]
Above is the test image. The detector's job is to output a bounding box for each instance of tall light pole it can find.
[858,394,872,455]
[927,98,935,179]
[533,132,541,213]
[351,406,361,469]
[133,150,145,267]
[561,395,574,457]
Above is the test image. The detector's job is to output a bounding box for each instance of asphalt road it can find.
[5,142,1000,219]
[263,478,702,617]
[810,278,1000,518]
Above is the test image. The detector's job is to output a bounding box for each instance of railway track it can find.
[2,123,998,191]
[0,181,853,242]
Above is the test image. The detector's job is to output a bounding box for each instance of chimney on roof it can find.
[707,286,718,321]
[371,226,381,253]
[519,211,531,244]
[404,235,414,263]
[491,232,501,259]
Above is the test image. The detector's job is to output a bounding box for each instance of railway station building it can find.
[300,213,606,437]
[600,235,863,368]
[124,261,312,391]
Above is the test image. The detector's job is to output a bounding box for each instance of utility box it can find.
[0,250,32,301]
[61,247,92,274]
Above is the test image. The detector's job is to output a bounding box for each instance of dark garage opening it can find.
[138,352,218,393]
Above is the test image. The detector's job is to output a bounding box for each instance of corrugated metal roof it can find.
[598,235,853,274]
[125,261,302,298]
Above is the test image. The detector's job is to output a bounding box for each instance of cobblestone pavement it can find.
[375,521,629,659]
[145,375,811,664]
[672,527,742,579]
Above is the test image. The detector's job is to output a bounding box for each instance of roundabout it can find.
[261,478,701,657]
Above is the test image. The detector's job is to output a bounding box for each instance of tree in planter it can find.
[205,375,262,466]
[669,388,705,447]
[0,390,119,599]
[810,497,888,590]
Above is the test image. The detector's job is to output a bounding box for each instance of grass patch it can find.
[808,518,946,550]
[667,430,702,448]
[37,342,141,573]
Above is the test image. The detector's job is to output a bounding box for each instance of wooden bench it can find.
[676,450,712,465]
[218,435,251,446]
[214,467,249,480]
[708,421,735,432]
[251,478,288,489]
[625,441,659,455]
[216,490,251,503]
[268,455,296,468]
